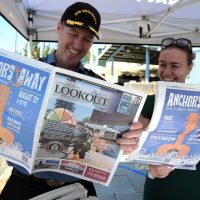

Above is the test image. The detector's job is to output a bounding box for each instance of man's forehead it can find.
[65,26,94,38]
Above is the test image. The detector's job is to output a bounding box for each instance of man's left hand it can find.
[116,122,143,154]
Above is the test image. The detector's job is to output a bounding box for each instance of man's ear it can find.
[57,21,62,33]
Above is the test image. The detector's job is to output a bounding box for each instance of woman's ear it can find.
[188,63,193,74]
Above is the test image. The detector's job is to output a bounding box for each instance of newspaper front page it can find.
[129,81,200,167]
[0,48,146,186]
[33,68,146,185]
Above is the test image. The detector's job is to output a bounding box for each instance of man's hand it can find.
[116,122,143,154]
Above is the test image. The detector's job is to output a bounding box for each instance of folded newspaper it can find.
[29,182,99,200]
[128,81,200,167]
[29,183,88,200]
[0,48,146,186]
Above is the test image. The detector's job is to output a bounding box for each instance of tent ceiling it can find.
[98,44,160,65]
[1,0,200,45]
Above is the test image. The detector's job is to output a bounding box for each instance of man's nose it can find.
[73,38,83,50]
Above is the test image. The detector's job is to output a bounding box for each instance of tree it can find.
[32,42,40,60]
[23,42,56,59]
[41,42,56,58]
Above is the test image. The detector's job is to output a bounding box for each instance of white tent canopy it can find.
[1,0,200,45]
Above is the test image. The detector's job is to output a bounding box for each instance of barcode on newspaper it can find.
[22,155,28,163]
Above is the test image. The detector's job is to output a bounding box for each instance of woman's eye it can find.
[159,64,166,68]
[172,65,179,68]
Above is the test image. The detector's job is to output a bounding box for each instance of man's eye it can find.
[85,38,93,43]
[70,33,77,37]
[67,31,77,37]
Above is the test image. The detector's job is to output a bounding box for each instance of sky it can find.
[0,16,27,53]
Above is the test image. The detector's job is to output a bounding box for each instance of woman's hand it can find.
[148,164,174,179]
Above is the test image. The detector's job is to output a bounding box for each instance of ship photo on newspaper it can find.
[34,70,146,185]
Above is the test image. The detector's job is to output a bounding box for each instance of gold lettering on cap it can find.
[66,20,83,26]
[74,10,81,15]
[74,9,97,24]
[89,26,98,36]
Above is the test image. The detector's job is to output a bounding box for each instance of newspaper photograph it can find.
[0,48,54,171]
[129,81,200,167]
[34,68,146,185]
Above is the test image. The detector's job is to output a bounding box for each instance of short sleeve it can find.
[141,95,155,120]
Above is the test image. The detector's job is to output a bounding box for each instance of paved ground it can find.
[94,162,147,200]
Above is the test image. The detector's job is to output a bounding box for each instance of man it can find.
[0,2,143,199]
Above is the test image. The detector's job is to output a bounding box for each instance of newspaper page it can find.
[33,67,146,186]
[128,81,200,167]
[0,48,54,172]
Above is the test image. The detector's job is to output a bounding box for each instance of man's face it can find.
[56,21,94,70]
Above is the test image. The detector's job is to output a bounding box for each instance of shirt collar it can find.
[46,51,85,73]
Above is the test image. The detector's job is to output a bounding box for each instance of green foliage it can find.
[82,117,91,123]
[32,42,40,60]
[23,42,56,59]
[23,43,28,57]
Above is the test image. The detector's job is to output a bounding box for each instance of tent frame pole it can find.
[27,10,34,58]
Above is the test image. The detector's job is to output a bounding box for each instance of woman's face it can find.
[158,48,192,83]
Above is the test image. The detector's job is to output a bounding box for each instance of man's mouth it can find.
[69,48,79,55]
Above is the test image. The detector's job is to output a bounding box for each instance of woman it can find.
[140,38,199,200]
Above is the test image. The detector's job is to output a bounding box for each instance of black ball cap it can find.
[61,2,101,39]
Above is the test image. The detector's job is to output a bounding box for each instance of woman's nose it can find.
[163,67,172,75]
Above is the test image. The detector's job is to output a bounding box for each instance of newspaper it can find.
[0,48,146,186]
[29,183,87,200]
[128,81,200,167]
[28,183,98,200]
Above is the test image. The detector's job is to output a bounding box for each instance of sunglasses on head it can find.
[161,38,192,52]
